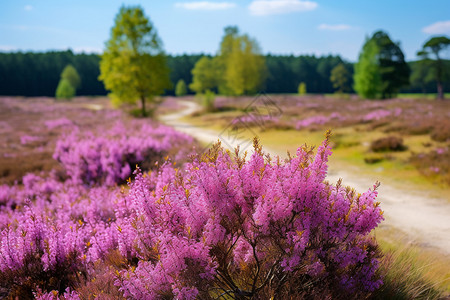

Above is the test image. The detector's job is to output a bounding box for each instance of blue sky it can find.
[0,0,449,61]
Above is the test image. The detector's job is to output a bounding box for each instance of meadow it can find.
[0,96,449,299]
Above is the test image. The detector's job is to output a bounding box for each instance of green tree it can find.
[421,36,450,100]
[298,82,307,95]
[410,51,434,94]
[189,56,219,94]
[373,31,409,98]
[330,63,351,93]
[218,26,267,95]
[99,6,171,117]
[354,38,382,99]
[55,79,75,99]
[175,79,187,96]
[354,31,409,99]
[61,64,81,90]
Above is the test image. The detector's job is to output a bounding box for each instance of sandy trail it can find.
[160,99,450,254]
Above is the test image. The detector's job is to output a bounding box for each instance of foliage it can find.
[167,54,203,95]
[298,82,307,95]
[61,64,81,90]
[370,136,407,152]
[0,115,385,298]
[354,38,382,99]
[55,78,75,100]
[200,89,216,112]
[421,35,450,100]
[217,26,267,95]
[99,6,171,116]
[0,51,106,97]
[373,31,410,98]
[410,147,450,185]
[53,121,193,186]
[189,56,219,94]
[354,31,409,99]
[175,79,188,96]
[330,63,352,93]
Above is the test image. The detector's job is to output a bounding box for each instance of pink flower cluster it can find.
[0,131,384,298]
[295,113,345,130]
[114,136,384,298]
[44,118,74,130]
[362,109,391,122]
[53,121,194,186]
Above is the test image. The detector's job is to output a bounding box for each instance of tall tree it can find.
[373,31,409,98]
[354,31,409,99]
[189,56,219,94]
[217,26,267,96]
[421,36,450,100]
[330,63,352,93]
[99,6,170,116]
[354,38,382,99]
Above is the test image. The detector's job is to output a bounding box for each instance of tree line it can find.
[0,5,448,108]
[1,51,447,97]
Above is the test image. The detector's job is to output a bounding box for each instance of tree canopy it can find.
[421,36,450,99]
[330,63,352,93]
[189,56,219,94]
[99,6,170,116]
[217,26,267,96]
[354,31,409,99]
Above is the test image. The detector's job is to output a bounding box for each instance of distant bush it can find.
[298,82,307,95]
[370,136,407,152]
[364,154,385,164]
[53,121,194,186]
[200,89,216,112]
[55,78,75,100]
[175,79,187,97]
[410,147,450,185]
[430,119,450,142]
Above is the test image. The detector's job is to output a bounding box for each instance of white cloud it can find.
[174,2,236,10]
[422,20,450,34]
[24,5,33,11]
[249,0,317,16]
[318,24,352,31]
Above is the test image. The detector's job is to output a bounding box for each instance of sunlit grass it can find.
[374,227,450,299]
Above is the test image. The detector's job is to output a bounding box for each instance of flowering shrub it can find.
[53,121,194,186]
[0,122,384,298]
[362,110,391,122]
[114,135,384,298]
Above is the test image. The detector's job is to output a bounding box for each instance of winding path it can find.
[160,99,450,254]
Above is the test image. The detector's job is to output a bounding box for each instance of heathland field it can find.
[0,95,449,299]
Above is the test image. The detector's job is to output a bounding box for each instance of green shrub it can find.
[298,82,307,95]
[55,79,75,100]
[200,89,216,112]
[175,79,187,97]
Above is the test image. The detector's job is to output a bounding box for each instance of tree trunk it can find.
[437,81,444,100]
[140,95,147,117]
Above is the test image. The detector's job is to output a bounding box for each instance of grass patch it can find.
[374,228,450,299]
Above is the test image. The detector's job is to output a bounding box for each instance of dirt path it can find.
[160,100,450,254]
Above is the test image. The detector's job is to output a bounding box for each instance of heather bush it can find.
[370,136,407,152]
[113,135,384,298]
[53,121,194,186]
[430,119,450,142]
[410,147,450,185]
